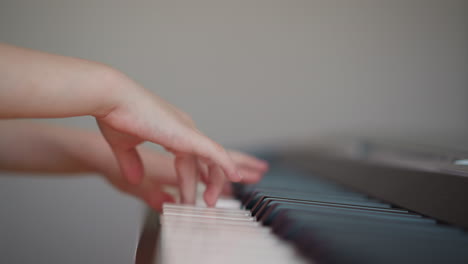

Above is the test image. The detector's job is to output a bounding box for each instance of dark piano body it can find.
[137,140,468,264]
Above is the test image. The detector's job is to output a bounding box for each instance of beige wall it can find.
[0,1,467,263]
[1,0,467,148]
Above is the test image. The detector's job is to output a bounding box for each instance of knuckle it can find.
[211,141,225,153]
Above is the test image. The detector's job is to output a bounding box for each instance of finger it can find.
[238,168,264,184]
[197,159,209,184]
[203,164,225,207]
[174,155,199,205]
[140,148,178,185]
[230,151,269,171]
[189,133,242,183]
[112,146,144,185]
[144,188,175,212]
[138,148,265,188]
[97,121,144,184]
[105,172,174,212]
[221,182,233,196]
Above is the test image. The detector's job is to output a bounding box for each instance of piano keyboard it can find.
[159,199,307,264]
[156,160,468,264]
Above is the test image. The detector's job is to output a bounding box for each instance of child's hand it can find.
[0,43,259,207]
[95,73,256,206]
[101,148,268,211]
[0,120,268,211]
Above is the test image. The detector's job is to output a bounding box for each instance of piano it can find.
[136,139,468,264]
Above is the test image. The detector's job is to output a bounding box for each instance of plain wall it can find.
[0,0,467,263]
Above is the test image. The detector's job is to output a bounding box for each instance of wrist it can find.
[90,65,132,119]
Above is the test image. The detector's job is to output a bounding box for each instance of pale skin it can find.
[0,43,268,210]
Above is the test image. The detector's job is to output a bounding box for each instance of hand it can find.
[96,74,262,206]
[0,43,256,207]
[101,148,268,211]
[0,120,267,211]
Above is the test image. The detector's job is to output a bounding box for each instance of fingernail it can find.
[229,171,243,182]
[203,190,216,207]
[236,171,244,181]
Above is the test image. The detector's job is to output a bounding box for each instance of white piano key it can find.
[158,183,308,264]
[163,203,248,215]
[159,199,309,264]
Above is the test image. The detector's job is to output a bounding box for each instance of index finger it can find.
[189,132,242,183]
[174,155,199,205]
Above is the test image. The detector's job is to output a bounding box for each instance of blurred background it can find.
[0,0,467,263]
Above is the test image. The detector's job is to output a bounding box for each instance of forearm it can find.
[0,120,177,183]
[0,120,112,173]
[0,43,121,119]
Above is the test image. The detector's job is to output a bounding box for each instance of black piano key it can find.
[273,210,466,240]
[248,192,391,215]
[251,196,406,219]
[258,201,427,227]
[234,163,468,264]
[276,212,468,263]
